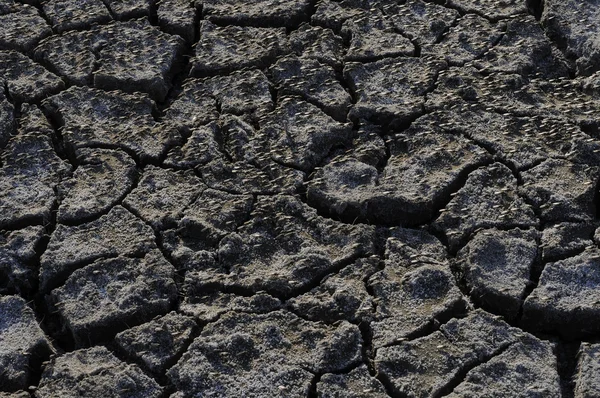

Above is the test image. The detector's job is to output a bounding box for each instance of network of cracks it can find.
[2,0,600,396]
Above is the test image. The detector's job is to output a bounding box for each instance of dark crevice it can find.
[556,340,580,398]
[307,372,321,398]
[526,0,544,20]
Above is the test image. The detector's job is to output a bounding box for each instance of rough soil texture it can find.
[1,0,600,396]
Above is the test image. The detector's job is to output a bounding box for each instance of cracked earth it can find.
[2,0,600,396]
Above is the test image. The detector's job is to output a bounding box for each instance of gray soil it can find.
[1,0,600,396]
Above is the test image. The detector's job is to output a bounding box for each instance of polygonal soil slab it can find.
[165,69,274,129]
[0,51,64,104]
[168,310,362,396]
[57,148,137,224]
[423,14,503,66]
[182,195,374,298]
[521,248,600,339]
[203,0,311,27]
[103,0,152,19]
[369,228,467,348]
[191,21,287,76]
[0,226,44,295]
[317,365,388,397]
[519,159,600,222]
[268,55,351,121]
[456,228,539,321]
[341,9,414,62]
[344,56,446,126]
[446,0,527,21]
[0,108,70,229]
[433,162,538,252]
[375,310,548,397]
[40,205,157,292]
[260,97,354,171]
[575,343,600,397]
[42,0,111,32]
[157,0,198,42]
[36,346,163,397]
[542,0,600,75]
[179,291,282,324]
[43,86,180,162]
[311,0,371,32]
[34,19,185,101]
[115,312,198,375]
[307,115,490,226]
[0,91,15,149]
[541,222,596,262]
[123,166,205,229]
[163,116,305,194]
[288,23,344,68]
[50,250,177,346]
[384,0,459,46]
[472,15,569,78]
[446,335,561,397]
[0,4,51,52]
[0,296,53,392]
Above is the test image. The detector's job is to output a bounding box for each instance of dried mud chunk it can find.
[457,228,539,321]
[318,365,388,397]
[180,291,282,323]
[40,205,157,292]
[203,0,311,27]
[0,123,69,229]
[542,0,600,75]
[179,189,253,241]
[42,0,111,33]
[0,226,44,295]
[521,248,600,339]
[307,117,490,226]
[50,250,177,346]
[375,310,522,398]
[311,0,373,33]
[473,15,569,78]
[93,20,185,102]
[0,51,64,104]
[163,82,218,131]
[187,195,374,297]
[288,23,344,68]
[168,310,362,396]
[341,10,414,62]
[115,312,198,374]
[191,21,287,76]
[33,30,97,86]
[205,70,274,117]
[520,159,600,222]
[447,335,561,397]
[433,163,538,252]
[103,0,152,19]
[385,0,458,46]
[0,91,16,150]
[0,5,51,52]
[57,148,137,224]
[123,166,205,229]
[541,222,596,262]
[157,0,197,42]
[268,56,351,121]
[423,14,503,66]
[369,228,467,348]
[344,57,446,126]
[447,0,527,21]
[260,97,353,171]
[287,257,379,323]
[43,86,179,162]
[574,343,600,398]
[0,296,53,392]
[36,346,163,398]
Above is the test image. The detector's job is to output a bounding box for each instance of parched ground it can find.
[2,0,600,396]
